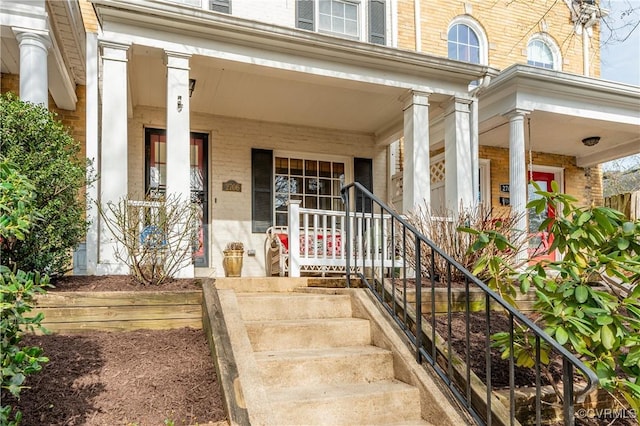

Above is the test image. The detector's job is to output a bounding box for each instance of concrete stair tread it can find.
[245,317,371,351]
[244,317,365,326]
[255,345,395,387]
[254,345,391,359]
[267,380,423,424]
[236,292,352,321]
[268,380,419,403]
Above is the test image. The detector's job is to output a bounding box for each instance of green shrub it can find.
[0,268,50,426]
[465,181,640,409]
[0,92,91,277]
[0,159,50,425]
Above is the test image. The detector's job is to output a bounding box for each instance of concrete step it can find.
[244,317,370,351]
[254,345,394,387]
[236,293,352,321]
[268,380,422,425]
[214,277,309,293]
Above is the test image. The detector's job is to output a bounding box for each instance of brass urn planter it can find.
[222,242,244,277]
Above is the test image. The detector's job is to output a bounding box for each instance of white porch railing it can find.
[265,201,400,277]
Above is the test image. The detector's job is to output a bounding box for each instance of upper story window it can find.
[319,0,359,38]
[296,0,387,45]
[448,24,480,63]
[447,16,488,65]
[527,34,561,71]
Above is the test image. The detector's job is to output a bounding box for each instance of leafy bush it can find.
[0,160,50,425]
[0,92,91,277]
[466,182,640,409]
[522,183,640,409]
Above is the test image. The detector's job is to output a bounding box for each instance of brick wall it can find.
[479,145,603,217]
[129,106,386,276]
[397,0,600,76]
[79,0,98,33]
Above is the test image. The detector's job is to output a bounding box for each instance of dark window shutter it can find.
[252,149,273,233]
[354,157,373,213]
[368,0,386,45]
[296,0,314,31]
[209,0,231,13]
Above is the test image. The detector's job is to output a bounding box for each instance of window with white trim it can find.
[319,0,359,38]
[448,24,480,63]
[275,156,347,226]
[527,34,561,71]
[296,0,387,45]
[447,16,488,65]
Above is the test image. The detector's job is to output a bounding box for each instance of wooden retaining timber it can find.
[392,284,537,314]
[33,290,203,333]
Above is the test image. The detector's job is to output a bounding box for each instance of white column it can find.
[444,97,473,213]
[165,51,194,278]
[288,200,301,278]
[470,98,480,209]
[505,109,530,265]
[97,40,130,275]
[13,28,51,107]
[401,90,431,213]
[85,32,99,275]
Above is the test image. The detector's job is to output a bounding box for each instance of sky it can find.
[599,0,640,171]
[600,0,640,86]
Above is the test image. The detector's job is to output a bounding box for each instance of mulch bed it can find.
[4,275,227,426]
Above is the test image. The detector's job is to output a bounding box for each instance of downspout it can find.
[414,0,421,52]
[469,74,492,206]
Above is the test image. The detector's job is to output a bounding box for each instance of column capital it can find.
[400,90,431,111]
[13,27,51,50]
[444,96,472,116]
[99,40,130,62]
[164,50,191,70]
[503,108,532,120]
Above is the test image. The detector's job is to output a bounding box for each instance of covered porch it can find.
[88,0,492,278]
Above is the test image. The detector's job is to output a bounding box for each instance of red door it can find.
[528,172,555,262]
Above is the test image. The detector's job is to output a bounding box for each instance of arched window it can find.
[448,23,480,63]
[447,17,488,65]
[527,34,562,70]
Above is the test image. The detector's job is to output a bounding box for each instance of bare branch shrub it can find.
[403,202,527,284]
[98,194,199,285]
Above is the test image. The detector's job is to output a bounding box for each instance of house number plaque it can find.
[222,180,242,192]
[500,184,510,193]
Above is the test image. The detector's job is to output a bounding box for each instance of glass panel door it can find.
[145,128,209,267]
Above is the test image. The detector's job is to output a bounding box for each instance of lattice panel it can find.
[430,159,445,183]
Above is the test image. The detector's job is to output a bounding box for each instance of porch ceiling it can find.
[479,110,640,167]
[130,45,432,135]
[479,65,640,167]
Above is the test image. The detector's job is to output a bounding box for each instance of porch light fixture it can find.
[581,136,600,147]
[189,79,196,97]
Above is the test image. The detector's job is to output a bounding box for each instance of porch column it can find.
[97,41,130,275]
[444,97,473,214]
[505,108,531,266]
[401,90,431,213]
[288,200,301,278]
[85,32,99,275]
[165,51,194,278]
[13,28,51,107]
[470,98,480,210]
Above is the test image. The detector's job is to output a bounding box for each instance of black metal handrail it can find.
[341,182,599,426]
